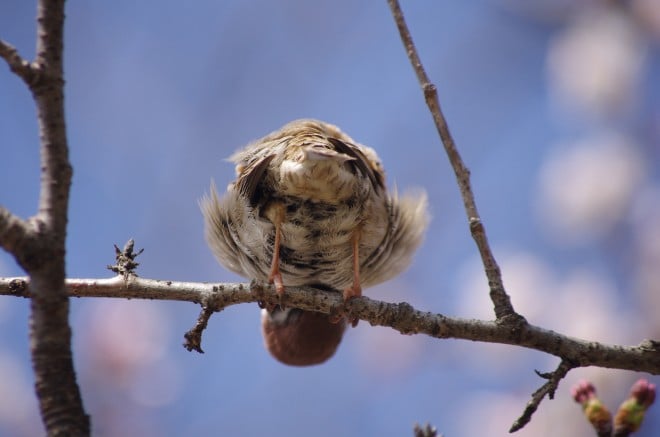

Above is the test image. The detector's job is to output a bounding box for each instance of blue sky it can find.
[1,1,659,436]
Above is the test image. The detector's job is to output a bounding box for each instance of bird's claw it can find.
[329,290,360,327]
[268,271,286,309]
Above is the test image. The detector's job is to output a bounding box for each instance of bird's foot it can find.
[328,285,361,327]
[268,270,286,309]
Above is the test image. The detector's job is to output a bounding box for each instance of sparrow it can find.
[201,119,428,366]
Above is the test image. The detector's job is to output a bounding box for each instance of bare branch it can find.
[0,39,37,85]
[0,207,31,256]
[509,360,575,432]
[386,0,516,322]
[1,276,658,375]
[184,306,215,353]
[0,0,89,434]
[33,1,70,230]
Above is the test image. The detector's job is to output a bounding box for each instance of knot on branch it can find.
[23,63,57,93]
[422,83,437,100]
[468,216,481,233]
[495,312,527,333]
[8,278,28,296]
[107,239,143,279]
[249,279,273,309]
[391,302,418,334]
[638,339,660,353]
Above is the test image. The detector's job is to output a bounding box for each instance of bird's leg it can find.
[340,228,362,327]
[266,202,286,301]
[343,228,362,300]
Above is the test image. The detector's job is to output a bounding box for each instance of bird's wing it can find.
[234,153,276,206]
[327,137,385,190]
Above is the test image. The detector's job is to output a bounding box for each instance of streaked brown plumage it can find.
[201,119,428,366]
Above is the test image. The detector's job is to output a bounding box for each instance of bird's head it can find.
[261,306,347,366]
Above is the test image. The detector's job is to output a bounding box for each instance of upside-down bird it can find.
[201,119,428,366]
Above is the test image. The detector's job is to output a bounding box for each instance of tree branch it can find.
[184,305,215,353]
[0,0,89,434]
[386,0,517,322]
[510,360,575,432]
[0,39,38,85]
[385,0,571,428]
[2,1,655,435]
[0,207,31,255]
[1,276,658,375]
[384,1,660,430]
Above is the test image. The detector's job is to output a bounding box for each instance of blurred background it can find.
[1,0,660,435]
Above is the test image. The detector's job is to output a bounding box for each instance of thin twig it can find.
[1,276,658,375]
[184,305,215,353]
[386,0,517,322]
[509,360,575,432]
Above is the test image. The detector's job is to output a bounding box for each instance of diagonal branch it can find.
[386,0,517,322]
[509,360,575,432]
